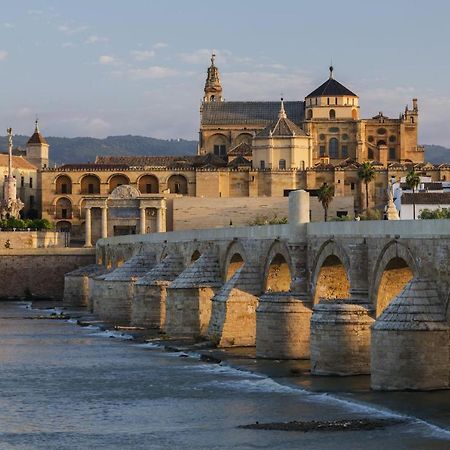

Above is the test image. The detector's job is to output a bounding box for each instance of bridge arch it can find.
[371,240,417,316]
[263,241,292,292]
[223,240,246,281]
[311,239,351,304]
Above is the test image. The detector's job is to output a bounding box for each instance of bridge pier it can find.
[63,264,108,307]
[256,292,312,359]
[165,252,222,338]
[371,278,449,391]
[131,254,184,330]
[310,299,374,375]
[207,264,261,347]
[93,253,156,326]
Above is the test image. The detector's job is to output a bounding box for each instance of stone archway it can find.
[263,241,293,292]
[311,240,351,304]
[371,241,417,316]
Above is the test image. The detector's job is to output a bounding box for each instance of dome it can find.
[306,67,357,98]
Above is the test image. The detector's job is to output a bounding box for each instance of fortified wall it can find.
[67,191,450,391]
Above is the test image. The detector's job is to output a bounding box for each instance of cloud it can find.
[99,55,117,65]
[153,42,168,49]
[0,50,8,61]
[131,50,155,61]
[128,66,178,80]
[2,22,14,29]
[58,24,88,35]
[179,48,224,65]
[85,35,108,44]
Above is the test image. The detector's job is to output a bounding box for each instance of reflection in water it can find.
[0,302,447,450]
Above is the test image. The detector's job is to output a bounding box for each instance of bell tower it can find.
[26,120,49,169]
[203,53,223,102]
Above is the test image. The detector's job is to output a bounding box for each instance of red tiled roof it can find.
[401,192,450,205]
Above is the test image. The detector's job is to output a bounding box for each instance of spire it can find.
[7,127,12,179]
[34,118,39,133]
[278,97,287,119]
[329,64,334,79]
[203,53,223,102]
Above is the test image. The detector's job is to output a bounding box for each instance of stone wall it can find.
[0,248,95,299]
[172,196,354,230]
[0,231,67,249]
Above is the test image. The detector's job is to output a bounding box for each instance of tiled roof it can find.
[27,131,48,145]
[95,155,197,167]
[256,116,307,138]
[201,101,304,126]
[227,142,252,156]
[227,155,252,168]
[0,154,38,170]
[401,192,450,205]
[306,78,357,98]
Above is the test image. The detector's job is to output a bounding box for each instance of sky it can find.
[0,0,450,145]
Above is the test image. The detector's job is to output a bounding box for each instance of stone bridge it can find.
[64,191,450,391]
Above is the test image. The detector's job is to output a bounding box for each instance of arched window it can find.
[80,174,100,194]
[329,109,336,120]
[352,109,358,120]
[167,174,188,194]
[55,197,72,219]
[279,159,286,170]
[329,138,339,158]
[307,109,313,120]
[109,174,130,193]
[368,148,374,160]
[138,175,159,194]
[55,175,72,194]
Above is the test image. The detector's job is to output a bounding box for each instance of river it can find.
[0,301,448,450]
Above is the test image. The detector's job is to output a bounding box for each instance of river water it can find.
[0,302,449,450]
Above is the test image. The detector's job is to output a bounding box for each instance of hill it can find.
[0,134,198,165]
[0,134,449,166]
[423,145,450,164]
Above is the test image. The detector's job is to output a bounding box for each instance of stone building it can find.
[38,56,436,241]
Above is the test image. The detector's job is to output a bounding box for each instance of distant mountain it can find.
[424,145,450,164]
[0,134,449,166]
[0,134,198,165]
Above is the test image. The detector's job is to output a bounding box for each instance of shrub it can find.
[248,214,288,226]
[419,208,450,219]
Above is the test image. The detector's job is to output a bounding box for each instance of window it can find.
[174,183,181,193]
[210,95,215,102]
[335,97,338,105]
[62,208,68,219]
[88,183,94,194]
[368,148,374,159]
[260,160,265,169]
[319,145,326,156]
[377,128,387,135]
[315,98,318,105]
[389,147,396,160]
[213,144,226,157]
[329,138,339,158]
[329,109,336,120]
[341,145,348,158]
[21,176,24,187]
[307,109,313,119]
[389,135,396,143]
[29,195,35,208]
[351,182,355,191]
[327,97,330,105]
[146,184,152,193]
[279,159,286,170]
[29,177,33,188]
[61,184,68,194]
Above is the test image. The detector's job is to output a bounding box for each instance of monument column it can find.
[101,206,108,239]
[84,207,92,247]
[140,207,146,234]
[156,206,166,232]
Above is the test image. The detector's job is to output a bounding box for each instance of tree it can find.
[405,170,421,220]
[357,162,376,212]
[317,182,335,222]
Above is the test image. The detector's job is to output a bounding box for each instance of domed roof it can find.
[306,66,357,98]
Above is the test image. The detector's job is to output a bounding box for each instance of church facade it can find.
[199,55,423,167]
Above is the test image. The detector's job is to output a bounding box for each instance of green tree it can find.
[405,170,421,220]
[317,182,335,222]
[357,162,376,212]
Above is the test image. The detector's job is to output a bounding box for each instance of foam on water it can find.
[89,330,134,340]
[66,318,78,324]
[133,342,164,349]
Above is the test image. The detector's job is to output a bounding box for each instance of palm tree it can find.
[358,162,376,212]
[317,182,334,222]
[405,170,421,219]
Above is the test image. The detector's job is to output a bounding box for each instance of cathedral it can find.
[199,54,423,167]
